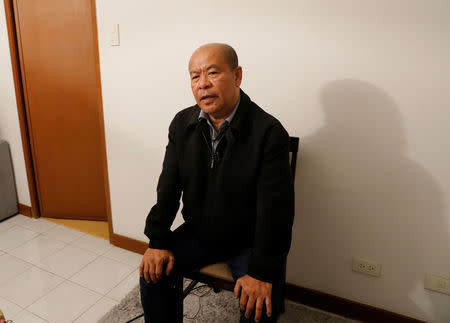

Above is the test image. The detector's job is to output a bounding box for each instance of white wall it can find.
[0,4,30,206]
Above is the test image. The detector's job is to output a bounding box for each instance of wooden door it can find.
[13,0,108,220]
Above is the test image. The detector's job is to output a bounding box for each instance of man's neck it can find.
[208,115,227,132]
[208,92,240,132]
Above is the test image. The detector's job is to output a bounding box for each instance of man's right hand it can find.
[139,247,175,283]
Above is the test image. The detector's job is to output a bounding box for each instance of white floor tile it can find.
[0,266,63,308]
[103,246,142,268]
[0,217,16,232]
[10,309,48,323]
[0,254,33,285]
[42,225,85,243]
[0,226,39,252]
[70,233,113,255]
[70,256,135,294]
[0,296,23,319]
[73,296,118,323]
[6,214,31,226]
[14,217,57,233]
[36,244,98,279]
[9,235,67,265]
[106,269,140,301]
[27,280,102,323]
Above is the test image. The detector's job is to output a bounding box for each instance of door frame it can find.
[3,0,114,242]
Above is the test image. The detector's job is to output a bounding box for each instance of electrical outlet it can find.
[424,274,450,295]
[352,256,382,277]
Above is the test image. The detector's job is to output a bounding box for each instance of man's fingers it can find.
[244,295,255,319]
[166,257,174,276]
[155,260,163,280]
[239,291,248,312]
[254,298,264,322]
[234,280,242,299]
[265,296,272,317]
[150,262,157,283]
[143,262,150,283]
[141,248,174,283]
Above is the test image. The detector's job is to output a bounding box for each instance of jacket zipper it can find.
[201,122,229,169]
[201,130,216,169]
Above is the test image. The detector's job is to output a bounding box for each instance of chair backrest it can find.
[289,136,299,179]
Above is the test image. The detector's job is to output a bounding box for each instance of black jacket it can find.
[144,90,295,283]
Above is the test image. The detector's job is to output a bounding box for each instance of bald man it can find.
[139,43,294,323]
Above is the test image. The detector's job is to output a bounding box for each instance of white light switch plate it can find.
[110,24,120,46]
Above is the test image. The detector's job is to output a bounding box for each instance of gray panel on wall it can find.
[0,140,18,220]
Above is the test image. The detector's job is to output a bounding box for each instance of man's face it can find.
[189,47,242,118]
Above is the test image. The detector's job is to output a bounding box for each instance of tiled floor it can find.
[0,214,142,323]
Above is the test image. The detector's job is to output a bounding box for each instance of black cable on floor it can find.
[125,313,143,323]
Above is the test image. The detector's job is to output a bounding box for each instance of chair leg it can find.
[183,279,198,299]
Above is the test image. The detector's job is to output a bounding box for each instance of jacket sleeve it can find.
[144,117,182,250]
[247,121,295,283]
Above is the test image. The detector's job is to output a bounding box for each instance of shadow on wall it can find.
[288,79,448,321]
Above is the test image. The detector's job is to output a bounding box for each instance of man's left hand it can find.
[234,274,272,322]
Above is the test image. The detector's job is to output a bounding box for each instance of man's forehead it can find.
[189,64,222,74]
[189,48,226,68]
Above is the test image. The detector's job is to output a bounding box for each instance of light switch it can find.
[110,24,120,46]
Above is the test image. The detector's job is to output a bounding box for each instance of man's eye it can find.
[192,75,199,80]
[209,71,217,75]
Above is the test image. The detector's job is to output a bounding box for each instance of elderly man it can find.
[139,43,294,323]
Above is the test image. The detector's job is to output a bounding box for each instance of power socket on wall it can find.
[425,274,450,295]
[352,256,382,277]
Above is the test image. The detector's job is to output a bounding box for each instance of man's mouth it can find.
[200,94,217,102]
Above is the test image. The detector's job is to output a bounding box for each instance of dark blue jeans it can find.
[139,223,284,323]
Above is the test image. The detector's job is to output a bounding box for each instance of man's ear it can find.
[234,66,243,87]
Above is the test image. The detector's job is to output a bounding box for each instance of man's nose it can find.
[198,74,211,89]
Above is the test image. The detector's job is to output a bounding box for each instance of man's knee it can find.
[140,275,159,296]
[140,274,180,287]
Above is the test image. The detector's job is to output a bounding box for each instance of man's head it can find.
[189,43,242,118]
